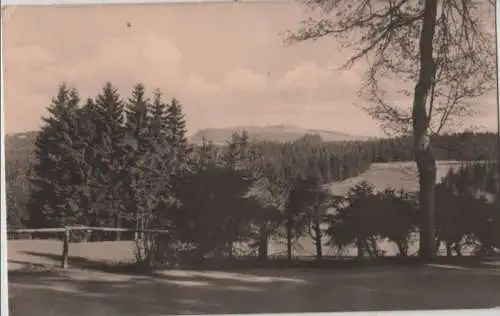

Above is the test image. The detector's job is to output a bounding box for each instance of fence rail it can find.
[8,226,172,234]
[7,226,170,269]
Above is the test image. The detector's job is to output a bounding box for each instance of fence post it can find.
[61,226,70,269]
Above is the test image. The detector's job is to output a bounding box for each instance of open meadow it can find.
[7,160,493,315]
[7,239,500,315]
[4,1,500,314]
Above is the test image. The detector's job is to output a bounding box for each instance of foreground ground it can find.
[7,240,500,315]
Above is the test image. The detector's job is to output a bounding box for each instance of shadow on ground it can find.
[8,251,500,315]
[12,250,500,273]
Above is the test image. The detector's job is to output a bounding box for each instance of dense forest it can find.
[5,82,500,266]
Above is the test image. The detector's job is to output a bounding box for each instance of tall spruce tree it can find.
[28,84,83,227]
[165,98,190,174]
[93,82,126,240]
[221,132,255,257]
[124,83,151,235]
[146,90,181,229]
[125,83,150,152]
[162,97,191,230]
[73,98,102,230]
[149,89,168,141]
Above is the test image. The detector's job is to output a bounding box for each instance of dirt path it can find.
[8,266,500,315]
[7,240,500,315]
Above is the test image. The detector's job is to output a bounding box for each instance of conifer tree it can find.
[165,98,190,174]
[162,98,193,235]
[149,93,190,228]
[73,98,102,230]
[139,90,177,232]
[28,84,82,227]
[127,89,185,264]
[123,83,151,235]
[149,89,168,141]
[125,83,150,152]
[93,82,126,239]
[220,132,256,257]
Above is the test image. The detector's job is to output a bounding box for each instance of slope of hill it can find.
[5,131,38,163]
[189,124,372,144]
[327,160,496,202]
[5,125,369,161]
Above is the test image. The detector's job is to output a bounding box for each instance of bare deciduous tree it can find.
[287,0,495,260]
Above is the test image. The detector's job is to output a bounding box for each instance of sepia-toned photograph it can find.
[2,0,500,315]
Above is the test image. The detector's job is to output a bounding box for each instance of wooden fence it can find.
[7,226,170,269]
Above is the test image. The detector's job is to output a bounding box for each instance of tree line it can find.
[6,82,500,267]
[288,0,494,261]
[329,163,499,260]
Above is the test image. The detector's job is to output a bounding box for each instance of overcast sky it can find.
[2,2,498,136]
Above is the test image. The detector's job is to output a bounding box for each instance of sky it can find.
[2,1,498,137]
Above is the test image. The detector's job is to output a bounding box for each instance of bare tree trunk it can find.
[135,211,139,241]
[313,219,322,260]
[227,241,233,259]
[115,213,121,241]
[415,151,437,260]
[258,224,268,261]
[413,0,438,262]
[396,240,408,257]
[61,227,70,269]
[369,237,379,257]
[286,218,293,261]
[364,239,374,258]
[356,239,364,258]
[446,241,452,257]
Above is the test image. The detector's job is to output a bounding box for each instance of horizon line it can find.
[5,124,498,139]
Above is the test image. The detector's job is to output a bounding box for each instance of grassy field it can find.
[7,233,430,272]
[6,238,401,271]
[7,239,500,315]
[328,160,472,196]
[6,160,498,315]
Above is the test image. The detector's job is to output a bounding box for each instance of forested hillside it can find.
[5,82,500,265]
[6,89,499,233]
[6,126,498,173]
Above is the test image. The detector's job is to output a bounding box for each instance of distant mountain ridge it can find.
[189,124,372,144]
[5,125,372,157]
[5,131,38,163]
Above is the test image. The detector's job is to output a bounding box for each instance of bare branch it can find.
[288,0,495,137]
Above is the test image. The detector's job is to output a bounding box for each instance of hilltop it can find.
[327,160,497,203]
[5,131,38,163]
[189,124,372,144]
[4,126,371,162]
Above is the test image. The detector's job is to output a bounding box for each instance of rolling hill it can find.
[326,160,496,203]
[5,131,38,163]
[6,130,495,203]
[4,125,371,162]
[189,124,372,144]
